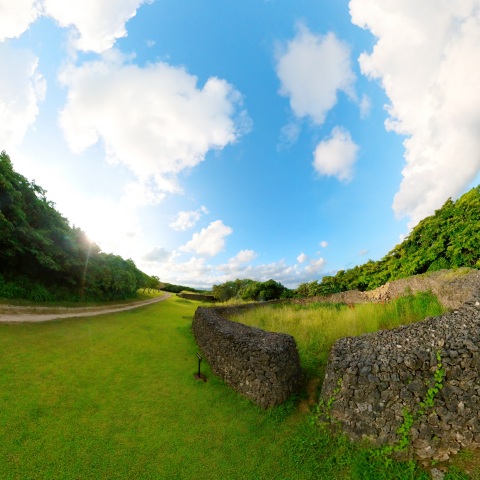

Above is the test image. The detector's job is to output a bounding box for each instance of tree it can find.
[0,151,152,302]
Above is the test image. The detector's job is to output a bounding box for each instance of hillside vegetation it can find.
[0,151,159,302]
[297,186,480,297]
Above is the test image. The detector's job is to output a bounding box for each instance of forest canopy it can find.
[0,151,158,302]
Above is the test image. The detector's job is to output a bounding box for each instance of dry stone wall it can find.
[320,295,480,462]
[192,306,303,408]
[177,292,216,302]
[314,269,480,310]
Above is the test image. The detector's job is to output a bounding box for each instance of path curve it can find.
[0,293,172,323]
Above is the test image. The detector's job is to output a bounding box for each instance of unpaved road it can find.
[0,293,171,323]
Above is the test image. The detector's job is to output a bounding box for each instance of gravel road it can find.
[0,293,171,323]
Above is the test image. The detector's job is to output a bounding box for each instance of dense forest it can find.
[0,151,159,302]
[296,185,480,297]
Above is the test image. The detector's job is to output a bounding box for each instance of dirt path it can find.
[0,293,172,323]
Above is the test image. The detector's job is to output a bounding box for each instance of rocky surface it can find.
[193,306,303,408]
[320,281,480,462]
[314,268,480,310]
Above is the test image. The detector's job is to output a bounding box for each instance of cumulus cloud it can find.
[0,44,46,148]
[305,258,326,274]
[159,256,212,284]
[121,179,167,207]
[0,0,40,40]
[229,249,257,265]
[276,23,356,125]
[313,126,359,182]
[320,240,328,248]
[143,247,171,263]
[180,220,233,257]
[143,249,327,290]
[0,0,149,52]
[297,252,308,264]
[350,0,480,226]
[44,0,150,53]
[215,250,258,277]
[59,51,249,198]
[170,206,209,231]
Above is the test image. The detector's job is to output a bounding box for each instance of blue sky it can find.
[2,0,480,289]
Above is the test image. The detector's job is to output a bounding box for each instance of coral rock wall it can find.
[320,298,480,462]
[192,306,302,408]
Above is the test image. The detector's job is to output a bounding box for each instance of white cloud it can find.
[358,249,369,256]
[180,220,233,257]
[305,258,326,274]
[0,44,45,148]
[122,180,167,207]
[170,206,209,231]
[143,250,327,290]
[0,0,40,41]
[350,0,480,226]
[297,252,308,264]
[359,94,371,119]
[43,0,150,53]
[276,23,356,125]
[59,50,249,197]
[143,247,171,263]
[215,250,258,277]
[229,249,257,265]
[320,240,328,248]
[313,126,359,182]
[162,256,212,284]
[0,0,149,53]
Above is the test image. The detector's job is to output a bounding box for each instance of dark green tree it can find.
[0,151,151,302]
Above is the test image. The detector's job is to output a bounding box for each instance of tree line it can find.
[296,185,480,297]
[212,185,480,301]
[212,278,292,302]
[0,151,160,302]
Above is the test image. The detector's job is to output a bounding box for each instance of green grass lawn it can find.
[0,294,469,479]
[0,295,306,479]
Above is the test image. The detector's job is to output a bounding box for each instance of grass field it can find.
[0,293,470,479]
[230,292,446,380]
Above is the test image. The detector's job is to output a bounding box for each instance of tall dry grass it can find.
[231,291,445,380]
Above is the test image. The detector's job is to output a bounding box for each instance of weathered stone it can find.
[318,272,480,461]
[192,306,302,408]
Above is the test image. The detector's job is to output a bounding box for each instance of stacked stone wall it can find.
[192,306,302,408]
[178,292,216,302]
[320,297,480,462]
[308,269,480,310]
